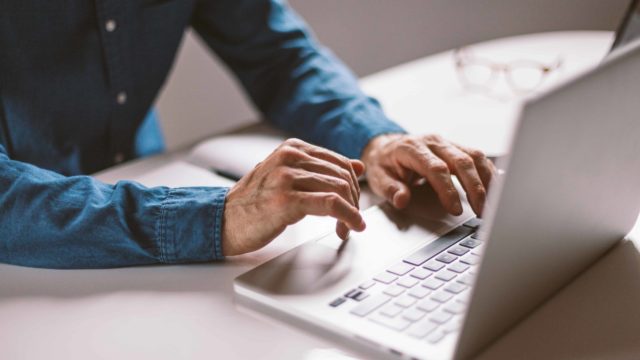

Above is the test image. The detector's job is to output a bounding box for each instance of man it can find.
[0,0,494,268]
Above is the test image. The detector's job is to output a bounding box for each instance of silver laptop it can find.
[233,39,640,360]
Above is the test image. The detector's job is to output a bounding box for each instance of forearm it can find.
[262,46,408,159]
[0,148,227,269]
[192,0,406,159]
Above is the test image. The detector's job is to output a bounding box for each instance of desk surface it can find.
[3,31,640,360]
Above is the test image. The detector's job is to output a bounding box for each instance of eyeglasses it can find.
[453,47,563,97]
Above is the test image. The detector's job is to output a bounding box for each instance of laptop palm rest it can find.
[236,238,356,295]
[236,184,473,296]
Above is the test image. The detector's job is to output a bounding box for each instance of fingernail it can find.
[392,192,401,207]
[358,219,366,231]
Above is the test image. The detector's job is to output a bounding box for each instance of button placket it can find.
[95,0,133,161]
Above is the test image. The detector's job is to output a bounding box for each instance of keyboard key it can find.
[429,311,453,325]
[448,262,470,274]
[379,304,403,318]
[423,260,445,272]
[383,285,406,297]
[359,280,376,290]
[426,330,447,344]
[408,287,431,299]
[397,277,419,288]
[369,313,412,331]
[435,270,457,282]
[435,253,457,264]
[460,253,481,265]
[447,246,469,256]
[471,232,483,240]
[329,297,346,307]
[410,268,432,280]
[407,320,438,339]
[444,282,468,294]
[350,294,391,317]
[403,308,427,322]
[394,295,417,308]
[442,318,463,333]
[471,246,484,256]
[345,290,368,300]
[456,274,475,286]
[459,238,481,249]
[463,218,482,229]
[374,272,398,284]
[387,262,414,276]
[354,291,370,301]
[431,291,454,303]
[456,292,472,305]
[344,289,359,298]
[403,226,473,266]
[417,299,440,312]
[443,302,466,315]
[422,278,445,290]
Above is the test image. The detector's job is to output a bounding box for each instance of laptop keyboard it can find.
[329,218,484,345]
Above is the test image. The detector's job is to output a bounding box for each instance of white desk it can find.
[3,31,639,360]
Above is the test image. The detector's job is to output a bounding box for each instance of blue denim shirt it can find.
[0,0,405,268]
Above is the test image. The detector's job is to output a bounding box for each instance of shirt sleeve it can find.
[191,0,407,159]
[0,145,228,269]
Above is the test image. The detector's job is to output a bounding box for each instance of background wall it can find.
[156,0,628,151]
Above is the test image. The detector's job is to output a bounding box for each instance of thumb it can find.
[379,174,411,209]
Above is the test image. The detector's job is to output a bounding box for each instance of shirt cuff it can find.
[332,98,407,159]
[157,186,229,263]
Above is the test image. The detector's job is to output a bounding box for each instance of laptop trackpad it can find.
[238,237,355,295]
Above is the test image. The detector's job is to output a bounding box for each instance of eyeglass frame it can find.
[453,47,564,95]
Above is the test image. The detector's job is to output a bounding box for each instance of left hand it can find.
[361,133,496,216]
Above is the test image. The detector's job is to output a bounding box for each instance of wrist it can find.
[361,133,404,165]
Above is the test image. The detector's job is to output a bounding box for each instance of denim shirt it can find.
[0,0,405,268]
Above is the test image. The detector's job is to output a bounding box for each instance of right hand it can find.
[222,138,366,256]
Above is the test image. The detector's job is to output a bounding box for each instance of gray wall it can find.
[157,0,628,151]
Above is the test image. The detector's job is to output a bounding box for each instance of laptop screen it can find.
[611,0,640,51]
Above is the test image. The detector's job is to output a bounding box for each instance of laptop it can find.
[611,0,640,52]
[234,23,640,360]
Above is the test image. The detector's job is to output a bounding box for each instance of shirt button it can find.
[105,19,117,32]
[116,91,127,105]
[113,152,125,164]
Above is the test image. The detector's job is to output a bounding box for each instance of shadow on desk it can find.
[478,239,640,360]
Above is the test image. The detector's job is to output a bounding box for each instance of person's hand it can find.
[222,138,365,256]
[361,133,496,216]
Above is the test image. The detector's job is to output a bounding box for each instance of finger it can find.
[454,144,495,190]
[292,172,357,208]
[368,166,411,209]
[336,221,350,240]
[287,140,361,205]
[398,145,463,215]
[296,156,360,208]
[296,192,365,231]
[430,143,486,216]
[350,159,365,177]
[306,148,361,204]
